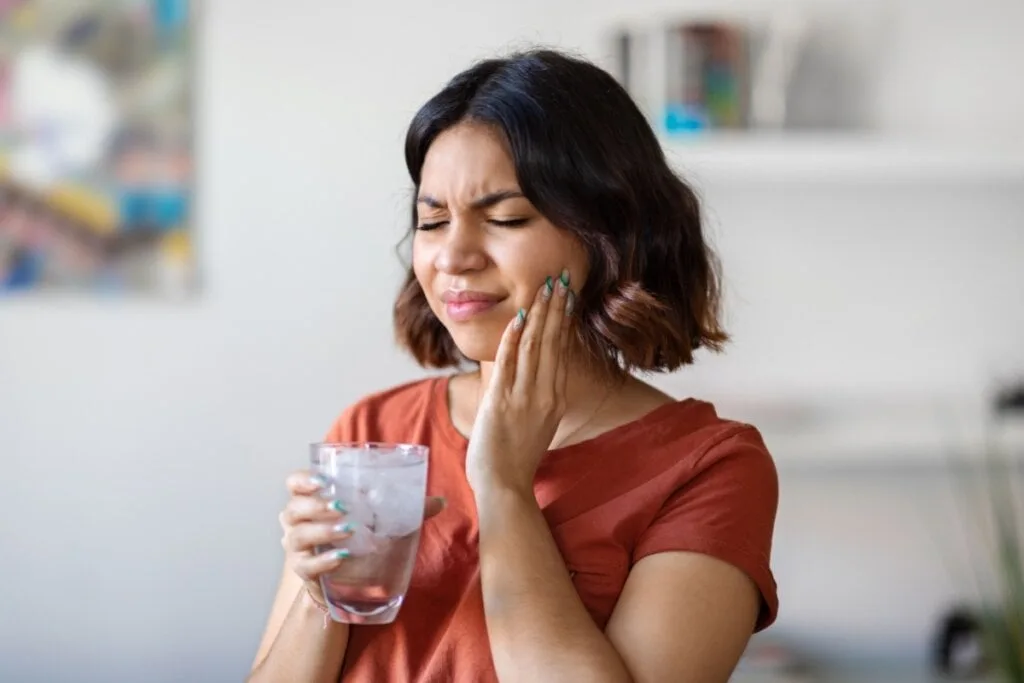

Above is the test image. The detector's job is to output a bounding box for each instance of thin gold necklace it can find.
[550,384,614,450]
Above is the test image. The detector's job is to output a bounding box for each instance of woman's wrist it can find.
[301,586,346,631]
[469,463,535,502]
[474,481,539,526]
[303,586,328,610]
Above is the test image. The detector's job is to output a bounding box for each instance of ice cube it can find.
[327,450,426,539]
[368,480,425,537]
[342,522,378,557]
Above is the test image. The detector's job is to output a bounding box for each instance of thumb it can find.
[424,495,447,521]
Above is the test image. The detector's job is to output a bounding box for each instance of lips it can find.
[441,290,504,322]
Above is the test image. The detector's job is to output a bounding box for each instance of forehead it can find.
[419,122,519,197]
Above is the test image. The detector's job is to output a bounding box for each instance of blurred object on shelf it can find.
[995,381,1024,415]
[662,21,749,133]
[610,26,652,118]
[0,0,196,298]
[749,5,809,129]
[607,5,891,137]
[931,606,989,679]
[981,379,1024,683]
[734,639,818,682]
[950,379,1024,683]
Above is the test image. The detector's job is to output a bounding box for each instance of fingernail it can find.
[309,473,329,488]
[557,269,570,295]
[329,500,347,514]
[566,290,575,316]
[334,549,351,560]
[542,276,553,301]
[513,308,526,330]
[334,522,355,534]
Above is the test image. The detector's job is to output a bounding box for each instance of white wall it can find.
[1,0,1022,680]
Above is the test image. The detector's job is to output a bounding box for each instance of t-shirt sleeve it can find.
[633,426,780,631]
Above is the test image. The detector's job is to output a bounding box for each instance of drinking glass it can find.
[309,442,429,624]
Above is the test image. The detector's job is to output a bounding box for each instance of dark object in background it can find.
[932,607,988,679]
[994,381,1024,414]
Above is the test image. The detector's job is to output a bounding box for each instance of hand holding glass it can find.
[309,442,429,625]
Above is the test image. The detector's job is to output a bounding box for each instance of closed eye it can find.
[488,218,529,227]
[415,218,530,230]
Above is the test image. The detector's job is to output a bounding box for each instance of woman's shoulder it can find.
[602,388,769,460]
[649,398,776,481]
[626,399,781,631]
[323,376,444,443]
[637,398,779,532]
[592,394,777,503]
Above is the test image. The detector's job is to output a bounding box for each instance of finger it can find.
[293,547,352,582]
[513,275,556,393]
[284,520,355,553]
[286,470,329,496]
[279,496,347,529]
[556,281,573,400]
[535,268,571,392]
[424,495,447,521]
[490,307,526,392]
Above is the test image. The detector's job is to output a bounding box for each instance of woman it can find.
[249,48,779,683]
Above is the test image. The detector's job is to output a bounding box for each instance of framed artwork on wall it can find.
[0,0,196,297]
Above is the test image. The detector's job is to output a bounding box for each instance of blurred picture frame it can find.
[0,0,196,297]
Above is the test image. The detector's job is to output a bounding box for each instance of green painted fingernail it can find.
[334,549,351,560]
[335,522,355,534]
[566,290,576,316]
[329,500,347,514]
[559,269,570,287]
[514,308,526,330]
[541,276,554,301]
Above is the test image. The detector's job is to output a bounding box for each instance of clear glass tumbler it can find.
[310,442,429,625]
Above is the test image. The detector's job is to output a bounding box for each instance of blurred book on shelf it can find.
[663,22,749,133]
[608,8,849,138]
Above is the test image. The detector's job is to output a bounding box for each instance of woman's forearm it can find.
[476,485,633,683]
[247,591,349,683]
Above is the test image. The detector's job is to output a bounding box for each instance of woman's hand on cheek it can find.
[465,269,575,497]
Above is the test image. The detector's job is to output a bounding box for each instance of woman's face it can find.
[413,121,589,363]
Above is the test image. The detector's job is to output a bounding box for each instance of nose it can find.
[434,218,487,275]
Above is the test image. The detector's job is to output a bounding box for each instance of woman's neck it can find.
[476,359,618,406]
[449,348,675,448]
[469,358,624,449]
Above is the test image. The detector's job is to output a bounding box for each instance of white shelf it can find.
[659,132,1024,184]
[705,396,1024,468]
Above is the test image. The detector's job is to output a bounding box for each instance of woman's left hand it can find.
[465,270,574,496]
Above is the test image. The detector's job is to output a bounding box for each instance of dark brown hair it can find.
[394,48,728,377]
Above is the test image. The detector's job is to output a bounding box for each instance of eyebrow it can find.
[416,189,525,210]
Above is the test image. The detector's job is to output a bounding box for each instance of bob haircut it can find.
[394,48,727,377]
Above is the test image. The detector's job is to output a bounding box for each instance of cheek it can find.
[549,234,590,287]
[506,229,586,277]
[411,239,438,305]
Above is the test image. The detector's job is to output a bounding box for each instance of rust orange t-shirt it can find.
[325,376,779,682]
